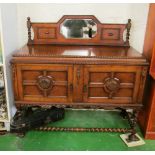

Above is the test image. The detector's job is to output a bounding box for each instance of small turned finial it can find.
[27,17,32,44]
[128,19,131,23]
[126,19,131,45]
[27,17,31,29]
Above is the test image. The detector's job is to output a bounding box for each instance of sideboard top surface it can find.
[13,44,144,58]
[12,45,149,65]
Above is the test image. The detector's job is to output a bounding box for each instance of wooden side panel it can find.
[143,4,155,61]
[148,90,155,132]
[144,80,155,139]
[150,44,155,79]
[16,64,73,104]
[83,65,142,104]
[139,4,155,139]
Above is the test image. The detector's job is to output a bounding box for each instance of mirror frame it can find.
[60,19,97,39]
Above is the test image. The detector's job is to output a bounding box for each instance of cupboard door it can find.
[83,65,142,104]
[16,64,73,103]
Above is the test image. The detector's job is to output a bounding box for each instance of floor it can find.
[0,109,155,151]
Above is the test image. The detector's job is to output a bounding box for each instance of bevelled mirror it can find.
[60,19,97,39]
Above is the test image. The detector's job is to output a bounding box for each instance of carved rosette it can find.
[103,77,120,99]
[37,75,54,97]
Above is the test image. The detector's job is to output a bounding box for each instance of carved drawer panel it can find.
[16,64,73,103]
[37,27,56,39]
[83,65,142,104]
[101,28,120,40]
[100,24,126,45]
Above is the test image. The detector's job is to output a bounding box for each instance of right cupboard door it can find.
[83,65,143,105]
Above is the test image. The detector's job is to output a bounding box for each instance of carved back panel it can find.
[27,15,131,46]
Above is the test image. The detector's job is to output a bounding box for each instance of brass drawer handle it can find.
[108,33,114,36]
[45,31,49,34]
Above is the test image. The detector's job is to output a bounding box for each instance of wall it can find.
[128,4,149,53]
[16,3,149,52]
[0,4,18,121]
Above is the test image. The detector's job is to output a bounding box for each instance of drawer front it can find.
[37,27,56,39]
[83,65,143,104]
[16,64,73,103]
[101,28,120,40]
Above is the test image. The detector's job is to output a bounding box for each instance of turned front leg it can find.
[126,109,140,142]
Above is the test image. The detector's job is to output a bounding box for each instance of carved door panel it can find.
[83,65,142,104]
[16,64,73,103]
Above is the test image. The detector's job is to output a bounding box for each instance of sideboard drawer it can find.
[15,64,73,103]
[37,27,56,39]
[83,65,143,104]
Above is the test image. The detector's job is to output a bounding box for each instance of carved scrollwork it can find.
[103,77,120,99]
[37,75,53,91]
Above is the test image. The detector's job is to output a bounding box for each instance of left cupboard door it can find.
[15,64,73,105]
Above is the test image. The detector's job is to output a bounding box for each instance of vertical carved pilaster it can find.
[126,19,131,45]
[11,63,15,83]
[27,17,32,44]
[137,67,148,103]
[76,67,81,85]
[11,63,18,100]
[11,63,15,82]
[141,67,148,77]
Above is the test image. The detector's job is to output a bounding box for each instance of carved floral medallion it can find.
[103,77,120,98]
[37,75,53,91]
